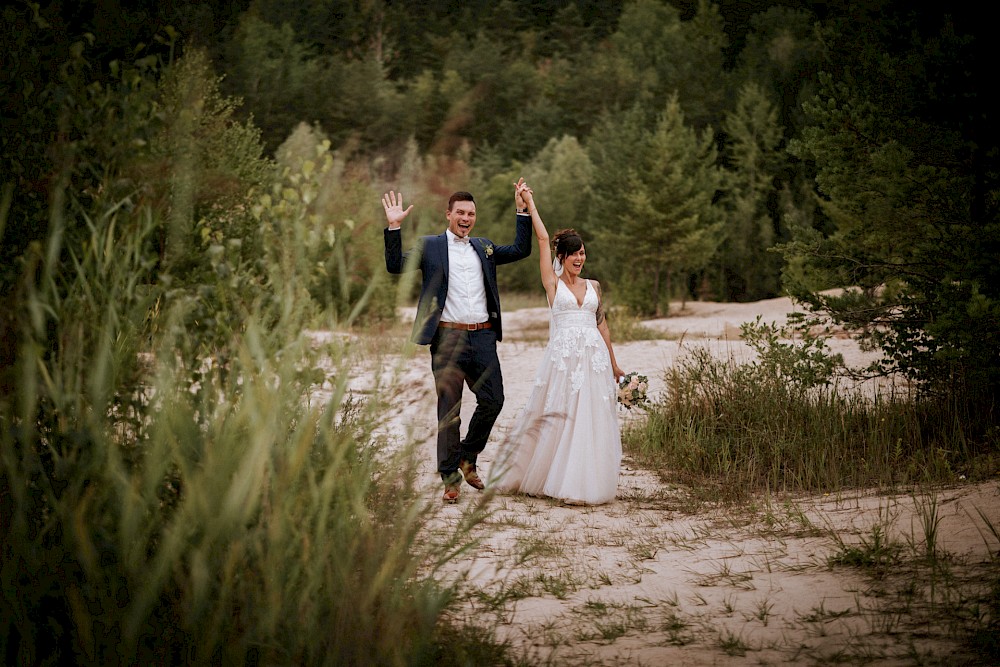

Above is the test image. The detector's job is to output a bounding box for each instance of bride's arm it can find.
[516,182,557,304]
[594,281,625,380]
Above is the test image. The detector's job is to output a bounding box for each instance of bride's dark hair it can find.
[552,229,583,259]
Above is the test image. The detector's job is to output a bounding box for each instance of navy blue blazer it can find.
[384,214,532,344]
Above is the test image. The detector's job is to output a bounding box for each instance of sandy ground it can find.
[351,296,1000,665]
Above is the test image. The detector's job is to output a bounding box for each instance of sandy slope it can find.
[358,296,999,665]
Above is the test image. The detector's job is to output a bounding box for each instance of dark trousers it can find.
[430,327,504,481]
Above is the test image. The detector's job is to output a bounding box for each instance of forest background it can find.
[1,0,997,664]
[4,0,997,397]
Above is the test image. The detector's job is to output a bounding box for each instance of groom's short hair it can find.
[448,191,475,211]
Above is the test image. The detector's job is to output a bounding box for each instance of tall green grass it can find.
[625,321,997,501]
[0,189,498,666]
[0,43,521,665]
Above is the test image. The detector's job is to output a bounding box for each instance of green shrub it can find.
[0,32,494,664]
[625,321,997,500]
[0,159,495,667]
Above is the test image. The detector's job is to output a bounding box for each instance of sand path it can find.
[360,296,999,665]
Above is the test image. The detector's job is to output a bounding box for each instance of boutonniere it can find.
[483,243,494,258]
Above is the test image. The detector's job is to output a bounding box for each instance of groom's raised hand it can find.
[382,191,413,229]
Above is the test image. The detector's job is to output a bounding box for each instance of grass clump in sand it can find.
[624,318,998,501]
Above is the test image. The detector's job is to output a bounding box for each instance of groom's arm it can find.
[492,212,533,265]
[384,227,405,274]
[383,190,417,274]
[385,228,427,275]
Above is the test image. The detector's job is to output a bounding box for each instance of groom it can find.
[383,183,532,502]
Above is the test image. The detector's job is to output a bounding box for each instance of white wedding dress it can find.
[497,279,621,504]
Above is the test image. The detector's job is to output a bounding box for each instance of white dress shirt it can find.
[441,229,488,324]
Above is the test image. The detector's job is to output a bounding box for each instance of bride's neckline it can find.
[559,277,588,308]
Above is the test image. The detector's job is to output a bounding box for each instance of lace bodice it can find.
[551,279,598,330]
[543,279,609,398]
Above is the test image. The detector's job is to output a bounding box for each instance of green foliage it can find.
[523,136,595,236]
[553,39,644,141]
[151,49,276,365]
[219,14,408,156]
[5,4,1000,661]
[494,136,596,293]
[610,0,728,130]
[582,104,647,283]
[407,69,468,154]
[0,15,512,662]
[273,123,398,325]
[624,331,995,501]
[610,0,686,110]
[1,245,476,663]
[717,83,786,301]
[435,31,548,163]
[106,0,831,316]
[784,13,1000,403]
[589,97,723,315]
[739,316,844,390]
[827,522,905,575]
[673,0,730,131]
[604,309,667,343]
[155,47,274,235]
[20,2,992,361]
[733,6,824,139]
[1,8,168,403]
[0,118,485,667]
[220,15,325,153]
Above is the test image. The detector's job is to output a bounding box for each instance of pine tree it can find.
[676,0,730,131]
[718,82,785,301]
[591,96,723,315]
[608,0,728,131]
[608,0,684,118]
[784,11,999,402]
[585,104,650,294]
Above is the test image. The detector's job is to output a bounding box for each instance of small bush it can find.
[624,320,998,500]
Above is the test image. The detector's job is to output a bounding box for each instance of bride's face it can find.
[562,246,586,276]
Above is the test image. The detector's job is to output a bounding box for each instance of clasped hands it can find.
[514,177,534,210]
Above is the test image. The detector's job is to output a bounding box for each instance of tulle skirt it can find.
[497,324,621,504]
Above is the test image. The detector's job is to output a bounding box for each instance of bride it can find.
[496,181,626,505]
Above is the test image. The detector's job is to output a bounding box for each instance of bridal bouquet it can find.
[617,372,649,410]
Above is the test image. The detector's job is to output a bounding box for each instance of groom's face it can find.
[446,200,477,239]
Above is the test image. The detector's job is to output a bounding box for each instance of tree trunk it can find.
[663,270,672,318]
[652,267,661,317]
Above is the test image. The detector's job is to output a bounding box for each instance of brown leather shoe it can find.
[442,483,460,503]
[459,459,485,491]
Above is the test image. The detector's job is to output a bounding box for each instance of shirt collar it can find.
[446,229,470,245]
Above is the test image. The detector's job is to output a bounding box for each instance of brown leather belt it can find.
[438,321,492,331]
